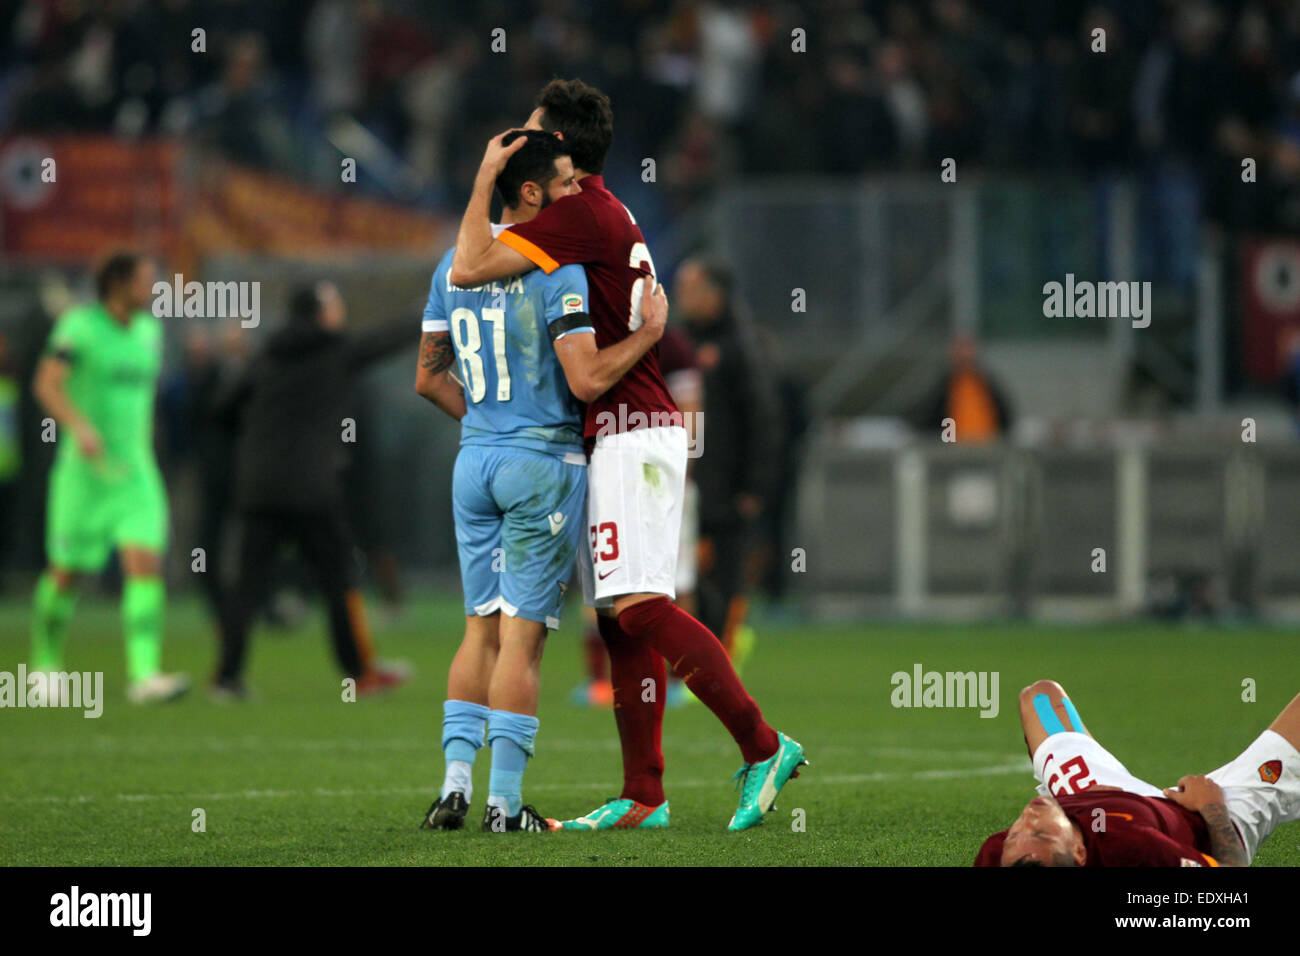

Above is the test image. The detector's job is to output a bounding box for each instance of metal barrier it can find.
[796,435,1300,619]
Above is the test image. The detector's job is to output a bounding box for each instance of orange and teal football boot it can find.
[560,797,670,830]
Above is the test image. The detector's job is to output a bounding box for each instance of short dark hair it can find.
[96,251,145,299]
[496,130,570,209]
[288,284,322,325]
[534,78,613,174]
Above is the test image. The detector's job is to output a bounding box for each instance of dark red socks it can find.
[598,613,667,807]
[618,596,778,765]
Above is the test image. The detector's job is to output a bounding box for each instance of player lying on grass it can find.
[416,130,668,833]
[449,79,805,832]
[29,251,188,704]
[974,679,1300,866]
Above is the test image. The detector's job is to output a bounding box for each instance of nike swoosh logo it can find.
[597,568,618,580]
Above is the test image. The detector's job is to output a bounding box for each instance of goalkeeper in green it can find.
[29,251,188,703]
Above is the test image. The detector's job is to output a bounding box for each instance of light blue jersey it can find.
[423,245,593,458]
[423,238,593,630]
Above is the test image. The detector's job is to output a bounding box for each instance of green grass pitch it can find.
[1,593,1298,866]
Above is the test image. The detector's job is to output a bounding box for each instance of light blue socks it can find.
[441,700,489,800]
[486,710,539,818]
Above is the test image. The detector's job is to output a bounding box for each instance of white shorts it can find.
[1032,729,1300,864]
[579,425,687,609]
[1204,730,1300,863]
[1032,732,1164,799]
[676,478,698,594]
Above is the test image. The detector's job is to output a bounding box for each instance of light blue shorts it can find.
[452,444,586,629]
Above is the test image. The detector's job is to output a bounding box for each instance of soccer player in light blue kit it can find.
[415,130,668,832]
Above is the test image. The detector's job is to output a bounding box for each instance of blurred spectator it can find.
[212,281,410,697]
[693,1,761,126]
[876,38,927,164]
[1067,8,1137,172]
[916,333,1013,443]
[664,111,738,210]
[305,0,363,116]
[193,31,293,170]
[674,255,779,661]
[1134,1,1227,290]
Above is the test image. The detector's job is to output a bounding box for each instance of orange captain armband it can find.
[497,229,559,274]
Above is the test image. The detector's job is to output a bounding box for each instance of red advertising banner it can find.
[192,163,444,257]
[1239,239,1300,382]
[0,136,180,262]
[0,136,447,269]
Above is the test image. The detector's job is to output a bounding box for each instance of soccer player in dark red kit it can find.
[448,79,805,830]
[974,679,1300,866]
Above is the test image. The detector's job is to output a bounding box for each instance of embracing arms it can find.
[552,277,668,404]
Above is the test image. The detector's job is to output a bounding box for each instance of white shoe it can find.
[127,672,191,704]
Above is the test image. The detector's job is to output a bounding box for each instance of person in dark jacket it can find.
[212,280,411,698]
[917,334,1013,442]
[674,256,780,665]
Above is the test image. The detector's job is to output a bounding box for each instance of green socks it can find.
[122,576,165,683]
[30,572,78,671]
[32,573,166,682]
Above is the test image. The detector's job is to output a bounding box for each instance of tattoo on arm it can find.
[1200,803,1248,866]
[419,331,455,374]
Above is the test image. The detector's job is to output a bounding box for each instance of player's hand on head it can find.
[1162,774,1225,812]
[481,129,529,175]
[639,276,668,341]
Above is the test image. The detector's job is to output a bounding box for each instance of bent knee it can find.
[1020,679,1066,706]
[1020,679,1087,737]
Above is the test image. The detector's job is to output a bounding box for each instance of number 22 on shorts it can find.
[1045,755,1095,795]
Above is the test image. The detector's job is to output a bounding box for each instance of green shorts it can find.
[46,459,169,570]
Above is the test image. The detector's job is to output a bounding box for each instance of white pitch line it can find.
[3,760,1031,806]
[4,737,1009,762]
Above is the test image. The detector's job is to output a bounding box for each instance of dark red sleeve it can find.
[497,195,604,273]
[657,326,698,377]
[973,832,1007,867]
[1099,828,1218,867]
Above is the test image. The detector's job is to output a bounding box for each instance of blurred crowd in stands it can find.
[6,0,1300,591]
[7,0,1300,243]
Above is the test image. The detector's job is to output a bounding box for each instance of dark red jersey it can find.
[497,175,679,439]
[974,791,1219,867]
[657,324,697,380]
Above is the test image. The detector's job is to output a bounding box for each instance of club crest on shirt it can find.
[562,294,584,314]
[1259,759,1282,784]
